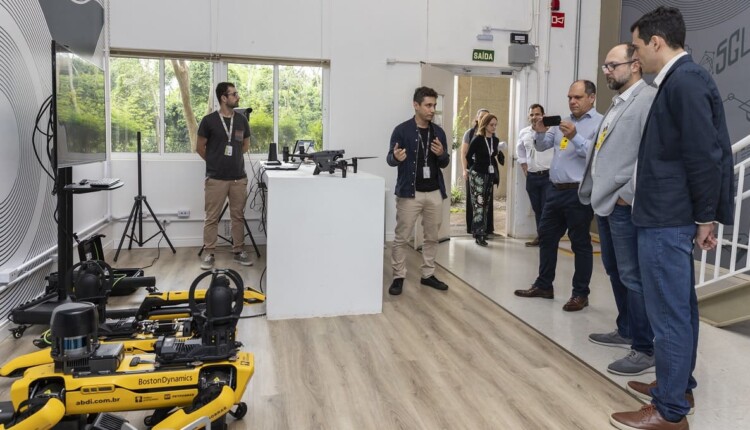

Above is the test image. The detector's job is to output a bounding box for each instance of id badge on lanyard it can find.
[221,113,235,157]
[486,137,495,174]
[419,127,431,179]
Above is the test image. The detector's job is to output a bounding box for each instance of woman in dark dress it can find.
[466,114,500,246]
[461,109,490,235]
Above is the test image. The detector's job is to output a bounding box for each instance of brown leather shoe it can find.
[525,237,540,247]
[610,404,688,430]
[562,296,588,311]
[627,380,695,415]
[514,286,553,299]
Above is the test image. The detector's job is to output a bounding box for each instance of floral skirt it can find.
[468,170,493,236]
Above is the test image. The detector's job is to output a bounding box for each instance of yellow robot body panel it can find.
[10,352,253,415]
[243,289,265,303]
[10,363,54,409]
[152,385,235,430]
[0,397,65,430]
[120,338,158,354]
[146,288,264,304]
[64,385,199,414]
[2,337,167,378]
[146,312,190,321]
[230,351,255,401]
[0,349,51,377]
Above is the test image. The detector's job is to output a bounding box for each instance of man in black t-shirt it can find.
[197,82,251,269]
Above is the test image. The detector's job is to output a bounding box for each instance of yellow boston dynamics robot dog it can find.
[0,269,254,430]
[1,261,265,378]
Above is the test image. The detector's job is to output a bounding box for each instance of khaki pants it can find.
[391,190,443,279]
[204,177,248,252]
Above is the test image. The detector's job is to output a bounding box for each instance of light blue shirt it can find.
[534,108,603,184]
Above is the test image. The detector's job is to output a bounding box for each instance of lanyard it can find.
[220,112,235,143]
[417,126,431,162]
[484,136,494,156]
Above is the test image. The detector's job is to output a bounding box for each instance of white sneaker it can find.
[200,254,215,270]
[233,251,253,266]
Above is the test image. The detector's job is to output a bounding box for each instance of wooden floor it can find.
[0,245,640,429]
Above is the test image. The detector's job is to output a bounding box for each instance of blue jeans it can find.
[525,172,551,232]
[637,225,698,421]
[533,187,594,297]
[597,205,653,354]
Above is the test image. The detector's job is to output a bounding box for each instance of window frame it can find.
[108,50,328,161]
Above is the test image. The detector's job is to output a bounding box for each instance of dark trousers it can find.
[533,187,594,297]
[525,171,551,233]
[465,178,494,234]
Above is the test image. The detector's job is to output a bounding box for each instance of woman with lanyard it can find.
[466,113,502,246]
[461,108,490,234]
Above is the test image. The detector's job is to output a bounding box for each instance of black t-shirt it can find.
[198,111,251,180]
[416,126,440,192]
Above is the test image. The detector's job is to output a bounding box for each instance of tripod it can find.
[197,201,261,258]
[114,132,176,262]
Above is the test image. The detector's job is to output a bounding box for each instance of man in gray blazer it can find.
[579,43,656,376]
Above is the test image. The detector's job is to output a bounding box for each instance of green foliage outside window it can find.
[110,56,323,154]
[110,58,159,152]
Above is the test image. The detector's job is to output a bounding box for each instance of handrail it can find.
[698,133,750,288]
[732,134,750,155]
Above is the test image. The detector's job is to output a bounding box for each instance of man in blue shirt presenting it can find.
[515,80,602,312]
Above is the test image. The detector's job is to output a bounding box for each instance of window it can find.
[110,54,324,156]
[110,58,159,152]
[279,65,323,152]
[228,63,323,155]
[164,59,213,153]
[228,64,274,154]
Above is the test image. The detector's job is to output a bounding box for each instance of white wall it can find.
[108,0,603,243]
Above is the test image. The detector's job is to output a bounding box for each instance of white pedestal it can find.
[264,164,385,319]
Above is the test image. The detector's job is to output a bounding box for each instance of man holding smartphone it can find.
[514,80,602,312]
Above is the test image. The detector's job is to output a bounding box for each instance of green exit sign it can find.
[472,49,495,62]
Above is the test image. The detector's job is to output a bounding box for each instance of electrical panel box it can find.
[508,44,536,66]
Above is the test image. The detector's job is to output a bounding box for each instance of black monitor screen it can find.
[53,41,106,168]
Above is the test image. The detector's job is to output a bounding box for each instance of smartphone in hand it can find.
[542,115,562,127]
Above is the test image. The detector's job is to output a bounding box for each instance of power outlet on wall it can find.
[177,209,190,218]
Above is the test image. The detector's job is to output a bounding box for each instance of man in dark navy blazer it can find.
[610,7,734,430]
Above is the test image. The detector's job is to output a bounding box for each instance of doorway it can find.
[450,75,512,238]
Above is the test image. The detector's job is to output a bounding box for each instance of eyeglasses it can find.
[601,60,636,72]
[225,91,239,97]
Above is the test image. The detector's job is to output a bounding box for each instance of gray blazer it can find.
[579,82,656,216]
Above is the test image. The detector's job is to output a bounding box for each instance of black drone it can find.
[296,150,376,178]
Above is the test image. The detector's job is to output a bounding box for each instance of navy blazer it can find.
[387,117,450,199]
[633,55,734,227]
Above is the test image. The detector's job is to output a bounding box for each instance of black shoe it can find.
[475,236,488,247]
[525,237,540,247]
[421,275,448,291]
[389,278,404,295]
